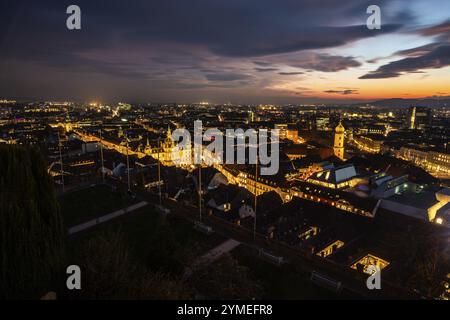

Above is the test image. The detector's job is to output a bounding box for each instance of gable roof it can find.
[308,164,357,185]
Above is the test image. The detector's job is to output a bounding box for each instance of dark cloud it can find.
[278,72,304,75]
[253,61,274,67]
[418,20,450,43]
[395,43,442,57]
[0,1,399,66]
[324,89,359,95]
[0,0,425,102]
[205,72,251,82]
[286,54,361,72]
[360,45,450,79]
[419,20,450,37]
[254,67,279,72]
[361,18,450,79]
[212,24,401,57]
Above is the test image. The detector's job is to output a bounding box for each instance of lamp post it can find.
[199,159,202,222]
[125,133,131,192]
[57,132,65,193]
[99,127,105,184]
[253,152,258,242]
[158,138,162,206]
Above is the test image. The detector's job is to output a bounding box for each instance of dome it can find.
[335,122,345,133]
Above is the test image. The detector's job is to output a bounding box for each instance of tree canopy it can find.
[0,145,66,299]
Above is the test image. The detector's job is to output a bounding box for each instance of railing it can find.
[310,271,343,293]
[194,221,214,235]
[258,249,285,266]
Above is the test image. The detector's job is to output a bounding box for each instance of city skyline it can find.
[1,0,450,104]
[2,99,449,301]
[2,0,450,304]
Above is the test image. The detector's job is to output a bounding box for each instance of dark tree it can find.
[0,145,66,299]
[190,254,263,300]
[143,216,185,275]
[406,234,449,298]
[69,230,191,300]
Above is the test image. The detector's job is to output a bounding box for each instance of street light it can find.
[198,143,203,222]
[157,138,162,205]
[253,149,259,242]
[124,133,131,192]
[57,132,65,193]
[99,127,105,184]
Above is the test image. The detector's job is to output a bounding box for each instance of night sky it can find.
[1,0,450,104]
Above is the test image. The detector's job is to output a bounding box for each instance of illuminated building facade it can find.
[351,254,390,275]
[408,106,432,130]
[286,128,304,144]
[316,240,345,258]
[351,135,383,154]
[393,145,450,177]
[315,116,330,131]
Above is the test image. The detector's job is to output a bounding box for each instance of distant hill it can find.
[367,97,450,108]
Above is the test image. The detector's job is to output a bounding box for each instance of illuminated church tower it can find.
[333,121,345,160]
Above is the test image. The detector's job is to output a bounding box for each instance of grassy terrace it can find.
[231,245,359,299]
[68,202,226,273]
[59,184,137,226]
[61,185,357,298]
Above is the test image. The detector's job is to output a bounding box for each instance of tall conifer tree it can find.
[0,145,65,299]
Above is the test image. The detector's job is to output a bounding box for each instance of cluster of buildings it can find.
[346,106,450,179]
[392,145,450,178]
[1,100,450,298]
[70,117,450,228]
[1,101,449,228]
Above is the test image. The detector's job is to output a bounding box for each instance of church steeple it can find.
[334,121,345,160]
[145,135,150,149]
[163,125,174,148]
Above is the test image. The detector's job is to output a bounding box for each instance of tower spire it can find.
[333,121,345,161]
